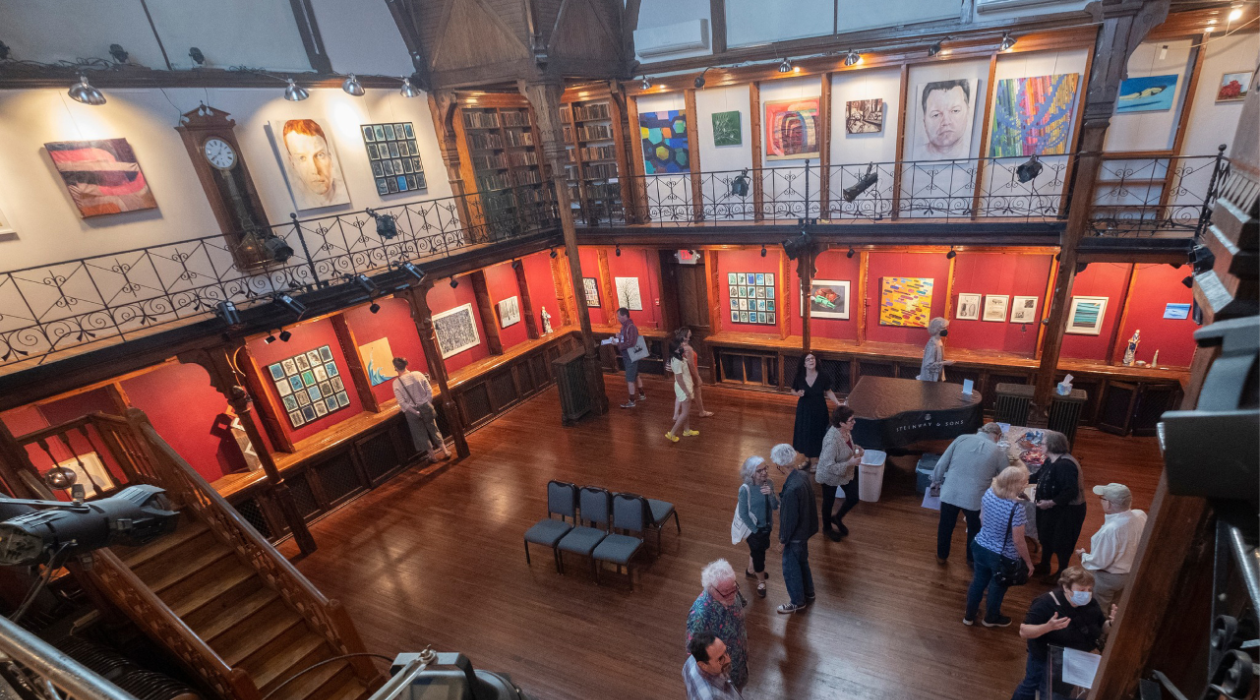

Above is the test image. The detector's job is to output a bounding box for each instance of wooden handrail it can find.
[13,415,97,446]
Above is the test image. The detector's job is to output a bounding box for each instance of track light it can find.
[694,67,710,89]
[761,244,767,258]
[1016,155,1043,184]
[369,302,381,314]
[265,330,278,344]
[398,261,426,282]
[68,75,106,105]
[846,246,856,259]
[999,32,1017,51]
[342,74,365,97]
[284,78,309,102]
[366,208,398,239]
[1228,7,1242,21]
[261,234,294,263]
[615,244,622,257]
[188,47,205,65]
[946,246,956,259]
[279,329,292,342]
[353,274,378,296]
[399,77,421,98]
[549,248,558,259]
[108,44,129,64]
[215,301,241,326]
[1181,275,1194,288]
[844,50,861,67]
[842,164,879,202]
[928,38,945,57]
[782,233,812,261]
[641,75,652,90]
[450,277,459,289]
[275,293,306,319]
[511,259,522,269]
[778,57,792,73]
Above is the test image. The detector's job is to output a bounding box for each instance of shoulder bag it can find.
[626,334,650,363]
[731,484,755,544]
[993,502,1030,587]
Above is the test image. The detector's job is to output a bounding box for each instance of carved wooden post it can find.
[521,79,610,415]
[514,260,540,339]
[799,246,815,354]
[399,283,471,458]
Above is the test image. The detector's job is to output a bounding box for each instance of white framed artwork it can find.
[1066,296,1108,335]
[801,280,850,319]
[983,295,1009,322]
[433,303,482,358]
[268,118,351,211]
[1010,296,1039,323]
[497,296,521,328]
[956,293,981,321]
[614,276,642,311]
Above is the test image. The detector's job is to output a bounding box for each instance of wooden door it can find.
[660,252,712,378]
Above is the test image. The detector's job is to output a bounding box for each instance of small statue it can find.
[1122,329,1140,366]
[541,306,553,334]
[1151,350,1159,368]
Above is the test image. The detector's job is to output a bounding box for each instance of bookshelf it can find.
[561,97,625,225]
[458,104,549,228]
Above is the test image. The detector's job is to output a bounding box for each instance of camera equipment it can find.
[385,650,531,700]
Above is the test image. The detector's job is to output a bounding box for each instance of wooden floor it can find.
[284,377,1163,700]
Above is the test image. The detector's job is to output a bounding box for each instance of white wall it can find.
[831,66,902,165]
[1104,39,1196,153]
[1180,30,1259,157]
[695,85,753,173]
[0,86,453,270]
[311,0,416,76]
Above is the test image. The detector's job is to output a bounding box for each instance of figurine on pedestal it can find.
[1122,329,1140,366]
[541,306,553,334]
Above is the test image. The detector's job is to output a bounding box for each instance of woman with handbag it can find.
[965,466,1036,628]
[1032,431,1087,583]
[733,456,778,598]
[674,327,714,420]
[815,406,864,541]
[666,341,699,443]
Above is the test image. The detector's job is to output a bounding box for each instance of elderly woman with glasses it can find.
[686,559,750,689]
[735,456,779,598]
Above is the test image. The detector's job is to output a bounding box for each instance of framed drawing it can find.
[801,280,850,319]
[731,273,776,325]
[361,121,426,194]
[270,118,351,210]
[582,277,600,308]
[357,337,396,386]
[433,303,481,358]
[910,80,980,160]
[983,295,1010,322]
[615,277,642,311]
[1216,72,1250,102]
[1066,296,1108,335]
[845,99,884,134]
[956,293,981,321]
[498,296,521,328]
[44,139,158,218]
[1116,75,1179,113]
[879,277,934,328]
[1010,296,1039,323]
[765,98,821,160]
[267,345,350,428]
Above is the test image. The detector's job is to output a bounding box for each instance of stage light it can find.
[450,277,459,289]
[108,44,129,64]
[1182,275,1194,288]
[615,244,622,257]
[215,300,241,326]
[843,164,878,202]
[847,246,856,259]
[342,74,365,97]
[928,39,944,57]
[68,74,106,105]
[399,77,421,98]
[844,50,861,67]
[0,485,178,567]
[694,68,710,89]
[549,248,558,259]
[367,208,398,239]
[398,261,426,282]
[0,41,10,61]
[946,246,956,259]
[730,169,751,198]
[261,234,295,263]
[782,233,812,261]
[265,331,278,344]
[279,329,292,342]
[641,75,652,90]
[369,302,381,314]
[999,32,1017,51]
[779,57,792,73]
[275,293,306,319]
[353,274,378,296]
[188,47,205,65]
[761,245,767,257]
[284,78,309,102]
[1016,155,1043,183]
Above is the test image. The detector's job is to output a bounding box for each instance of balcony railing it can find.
[0,185,559,371]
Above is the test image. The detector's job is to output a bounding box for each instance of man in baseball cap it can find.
[1076,483,1148,612]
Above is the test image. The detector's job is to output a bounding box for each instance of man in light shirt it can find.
[392,357,449,462]
[1076,483,1147,612]
[682,632,743,700]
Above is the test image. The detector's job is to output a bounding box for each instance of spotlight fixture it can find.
[730,169,751,198]
[353,274,378,296]
[366,208,398,239]
[1228,6,1242,21]
[928,37,949,57]
[694,67,711,89]
[844,50,861,67]
[615,244,622,257]
[398,261,426,282]
[1181,275,1194,288]
[511,259,522,270]
[275,293,306,319]
[260,234,294,263]
[999,32,1017,51]
[342,74,365,97]
[284,78,309,102]
[399,77,421,98]
[846,246,856,259]
[369,302,381,314]
[1189,243,1216,273]
[108,44,129,64]
[188,47,205,65]
[761,244,768,258]
[641,75,652,90]
[946,245,956,260]
[842,164,879,202]
[1016,155,1042,183]
[549,247,558,259]
[68,74,106,106]
[215,300,242,326]
[265,330,278,344]
[778,57,792,73]
[449,277,459,289]
[781,232,812,261]
[279,329,292,342]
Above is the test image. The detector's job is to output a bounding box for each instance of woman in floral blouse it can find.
[686,559,749,689]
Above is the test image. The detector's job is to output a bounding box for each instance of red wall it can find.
[520,250,561,332]
[121,362,247,483]
[1115,263,1197,368]
[345,298,429,406]
[607,247,662,330]
[864,252,952,346]
[426,273,491,373]
[39,389,115,425]
[947,252,1053,356]
[1060,263,1131,362]
[577,248,607,326]
[483,262,530,351]
[247,317,365,443]
[790,249,862,342]
[1,406,48,436]
[716,249,783,337]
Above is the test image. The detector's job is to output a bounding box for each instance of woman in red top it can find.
[674,327,714,420]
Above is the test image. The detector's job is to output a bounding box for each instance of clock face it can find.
[203,137,237,171]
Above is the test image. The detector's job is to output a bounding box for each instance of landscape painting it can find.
[1116,75,1179,113]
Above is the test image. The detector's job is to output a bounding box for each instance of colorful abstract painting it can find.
[845,99,884,134]
[1216,72,1250,102]
[711,111,742,147]
[765,98,820,160]
[879,277,934,328]
[989,74,1080,157]
[1116,75,1179,113]
[639,110,689,174]
[44,139,157,218]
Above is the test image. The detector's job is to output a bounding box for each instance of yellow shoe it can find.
[683,429,700,437]
[665,432,680,443]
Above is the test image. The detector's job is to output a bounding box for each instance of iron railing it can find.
[0,185,559,370]
[1090,150,1232,237]
[0,615,139,700]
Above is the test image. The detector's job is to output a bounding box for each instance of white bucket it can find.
[857,449,887,502]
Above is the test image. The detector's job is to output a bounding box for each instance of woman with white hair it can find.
[686,559,749,689]
[918,317,954,382]
[734,456,778,598]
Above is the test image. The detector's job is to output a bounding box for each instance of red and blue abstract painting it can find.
[45,138,158,218]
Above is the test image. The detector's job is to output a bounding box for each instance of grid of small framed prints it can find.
[360,122,427,195]
[266,345,351,429]
[728,272,777,325]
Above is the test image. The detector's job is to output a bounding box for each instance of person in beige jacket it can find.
[815,405,864,542]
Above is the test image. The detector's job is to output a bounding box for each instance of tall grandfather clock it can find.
[175,105,271,270]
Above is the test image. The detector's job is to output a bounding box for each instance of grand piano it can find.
[847,376,984,451]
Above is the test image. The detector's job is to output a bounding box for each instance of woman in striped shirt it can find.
[964,466,1036,628]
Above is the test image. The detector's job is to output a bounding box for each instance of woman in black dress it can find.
[1032,431,1087,582]
[790,353,841,469]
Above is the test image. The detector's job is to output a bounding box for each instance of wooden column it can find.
[513,261,540,339]
[470,270,504,355]
[1034,253,1060,360]
[596,248,617,320]
[521,79,609,416]
[891,65,909,221]
[549,250,576,328]
[777,250,791,341]
[818,73,832,217]
[856,249,869,345]
[970,54,999,220]
[399,283,470,458]
[427,92,475,228]
[799,246,815,354]
[704,250,723,335]
[656,250,681,334]
[750,82,764,222]
[331,314,381,413]
[685,88,704,222]
[1106,263,1140,364]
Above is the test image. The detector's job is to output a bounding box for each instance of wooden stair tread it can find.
[140,545,234,594]
[120,519,209,568]
[164,561,256,618]
[316,674,369,700]
[273,659,354,700]
[251,632,329,692]
[187,582,278,640]
[214,601,304,667]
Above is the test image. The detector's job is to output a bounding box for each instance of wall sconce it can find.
[68,75,106,105]
[284,78,309,102]
[342,74,365,97]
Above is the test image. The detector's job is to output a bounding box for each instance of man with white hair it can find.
[686,559,749,689]
[1076,483,1147,612]
[931,422,1007,567]
[771,443,818,614]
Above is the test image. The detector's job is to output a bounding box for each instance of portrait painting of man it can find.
[911,79,979,161]
[272,118,350,210]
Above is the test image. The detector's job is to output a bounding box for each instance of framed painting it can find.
[801,280,850,319]
[270,118,351,210]
[711,111,742,147]
[956,293,981,321]
[582,277,600,308]
[765,98,820,160]
[1116,75,1179,113]
[361,121,426,192]
[879,277,934,328]
[638,110,689,174]
[910,79,980,161]
[989,74,1080,157]
[272,344,350,427]
[845,99,884,134]
[498,296,521,328]
[1066,296,1108,335]
[615,277,642,311]
[44,139,158,218]
[433,303,482,358]
[358,337,396,386]
[1216,71,1250,102]
[983,294,1010,322]
[1010,296,1039,323]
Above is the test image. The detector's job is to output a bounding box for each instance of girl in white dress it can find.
[666,341,698,442]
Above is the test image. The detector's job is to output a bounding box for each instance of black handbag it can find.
[993,504,1029,587]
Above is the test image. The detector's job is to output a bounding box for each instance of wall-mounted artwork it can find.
[1163,303,1191,320]
[615,277,643,311]
[1066,296,1108,335]
[910,80,979,161]
[582,277,600,308]
[639,110,689,174]
[711,111,742,147]
[989,74,1080,157]
[1010,296,1039,323]
[361,122,426,195]
[271,118,350,211]
[1116,75,1179,113]
[44,139,158,218]
[433,303,481,358]
[54,452,114,498]
[729,272,776,325]
[498,296,521,327]
[1216,72,1250,103]
[983,294,1010,322]
[802,280,850,319]
[765,98,820,160]
[956,293,981,321]
[267,345,350,429]
[845,99,884,134]
[357,337,396,387]
[879,277,934,328]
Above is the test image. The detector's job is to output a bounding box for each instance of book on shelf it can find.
[562,125,573,141]
[584,162,618,179]
[515,169,542,186]
[580,144,617,161]
[472,153,506,170]
[508,151,539,167]
[468,132,503,150]
[560,106,572,124]
[581,124,612,141]
[573,103,611,121]
[477,172,510,191]
[463,111,501,129]
[504,130,534,148]
[501,111,531,127]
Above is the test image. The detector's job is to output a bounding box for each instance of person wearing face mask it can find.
[683,632,744,700]
[734,457,778,598]
[1011,566,1114,700]
[686,560,749,690]
[918,317,954,382]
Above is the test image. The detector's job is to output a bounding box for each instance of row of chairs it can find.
[524,481,681,589]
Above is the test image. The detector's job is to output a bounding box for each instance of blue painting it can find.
[1116,75,1179,113]
[638,110,689,174]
